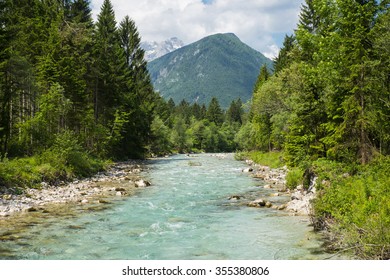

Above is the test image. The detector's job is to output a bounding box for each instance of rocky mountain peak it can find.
[141,37,185,62]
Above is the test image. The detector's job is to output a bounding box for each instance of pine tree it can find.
[70,0,94,27]
[0,0,12,155]
[321,0,379,163]
[116,14,156,158]
[253,65,270,93]
[206,97,224,126]
[298,0,319,34]
[56,0,94,135]
[93,0,126,125]
[273,34,296,73]
[226,99,243,124]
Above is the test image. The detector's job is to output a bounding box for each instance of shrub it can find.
[313,157,390,259]
[0,131,107,194]
[286,167,303,189]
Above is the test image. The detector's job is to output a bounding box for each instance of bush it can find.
[0,157,42,191]
[0,131,107,194]
[286,167,303,189]
[313,157,390,259]
[41,131,106,178]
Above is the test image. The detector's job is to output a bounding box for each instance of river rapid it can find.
[0,154,329,260]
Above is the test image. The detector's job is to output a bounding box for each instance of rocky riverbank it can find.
[243,159,316,216]
[0,162,150,218]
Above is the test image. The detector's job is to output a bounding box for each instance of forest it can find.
[1,0,390,259]
[0,0,246,190]
[243,0,390,259]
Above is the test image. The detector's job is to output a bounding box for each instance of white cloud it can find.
[90,0,303,57]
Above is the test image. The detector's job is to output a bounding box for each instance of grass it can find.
[235,150,285,168]
[0,132,109,194]
[0,153,108,194]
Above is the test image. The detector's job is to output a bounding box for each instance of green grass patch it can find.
[236,151,285,169]
[0,132,108,194]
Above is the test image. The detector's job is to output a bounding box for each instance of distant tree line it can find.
[150,97,245,155]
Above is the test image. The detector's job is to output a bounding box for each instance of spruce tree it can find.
[206,97,224,126]
[93,0,126,125]
[273,35,295,73]
[321,0,379,163]
[70,0,94,27]
[116,14,156,158]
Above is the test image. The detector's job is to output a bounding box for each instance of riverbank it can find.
[0,162,150,218]
[242,157,316,216]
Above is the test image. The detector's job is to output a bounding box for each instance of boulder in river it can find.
[247,199,267,208]
[242,167,253,173]
[135,179,151,188]
[228,195,242,200]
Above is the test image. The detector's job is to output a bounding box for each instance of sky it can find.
[90,0,305,59]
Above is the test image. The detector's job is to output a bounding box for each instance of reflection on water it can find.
[0,154,331,260]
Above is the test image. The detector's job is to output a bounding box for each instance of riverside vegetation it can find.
[238,1,390,259]
[1,0,390,260]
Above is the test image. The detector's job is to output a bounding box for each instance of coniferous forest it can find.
[1,0,390,259]
[0,0,246,189]
[242,0,390,259]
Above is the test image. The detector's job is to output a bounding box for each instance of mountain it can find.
[141,37,185,62]
[147,33,273,108]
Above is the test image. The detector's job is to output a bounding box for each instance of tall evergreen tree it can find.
[206,97,224,125]
[226,99,243,124]
[321,0,379,163]
[298,0,319,34]
[70,0,94,27]
[253,65,271,93]
[93,0,126,125]
[0,0,12,155]
[116,15,156,158]
[273,34,296,73]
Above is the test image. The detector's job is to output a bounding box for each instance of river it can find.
[0,154,329,260]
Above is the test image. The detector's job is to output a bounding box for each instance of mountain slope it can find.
[147,33,273,108]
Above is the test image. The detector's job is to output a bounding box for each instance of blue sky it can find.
[90,0,304,58]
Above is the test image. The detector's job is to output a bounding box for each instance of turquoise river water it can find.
[0,154,330,260]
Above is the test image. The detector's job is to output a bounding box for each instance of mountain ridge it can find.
[147,33,273,108]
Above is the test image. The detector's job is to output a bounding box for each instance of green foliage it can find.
[41,131,106,178]
[150,95,244,154]
[148,33,273,108]
[0,0,156,192]
[314,157,390,259]
[273,34,296,73]
[0,131,106,193]
[286,168,304,189]
[0,156,42,191]
[149,116,172,156]
[242,151,284,169]
[206,97,224,125]
[244,1,390,259]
